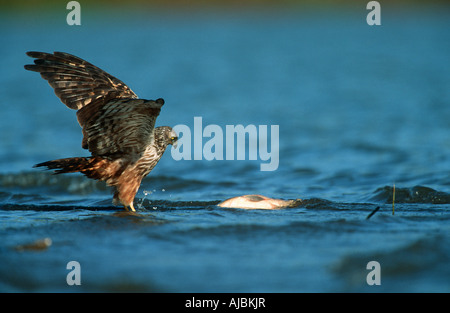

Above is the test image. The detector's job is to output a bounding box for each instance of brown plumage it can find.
[25,51,177,211]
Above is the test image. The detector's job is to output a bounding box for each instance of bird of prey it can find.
[25,51,177,212]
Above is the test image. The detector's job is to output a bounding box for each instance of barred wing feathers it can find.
[25,51,165,157]
[76,98,164,157]
[24,51,138,110]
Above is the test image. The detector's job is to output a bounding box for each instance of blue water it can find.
[0,5,449,292]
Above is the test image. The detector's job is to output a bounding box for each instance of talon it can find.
[122,203,136,212]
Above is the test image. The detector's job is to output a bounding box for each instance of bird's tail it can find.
[34,157,114,181]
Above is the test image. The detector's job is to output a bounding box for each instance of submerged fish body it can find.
[217,194,302,210]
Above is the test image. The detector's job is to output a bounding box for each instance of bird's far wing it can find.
[76,98,165,158]
[25,51,138,110]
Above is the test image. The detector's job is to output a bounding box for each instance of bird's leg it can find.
[122,203,136,212]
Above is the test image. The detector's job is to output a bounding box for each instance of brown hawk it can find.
[25,51,177,212]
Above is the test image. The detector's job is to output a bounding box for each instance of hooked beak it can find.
[171,137,178,149]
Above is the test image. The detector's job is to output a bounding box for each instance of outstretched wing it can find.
[24,51,138,110]
[26,51,166,158]
[76,98,165,158]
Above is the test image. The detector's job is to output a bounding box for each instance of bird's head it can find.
[168,128,178,148]
[155,126,178,149]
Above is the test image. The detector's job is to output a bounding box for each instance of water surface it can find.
[0,5,449,292]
